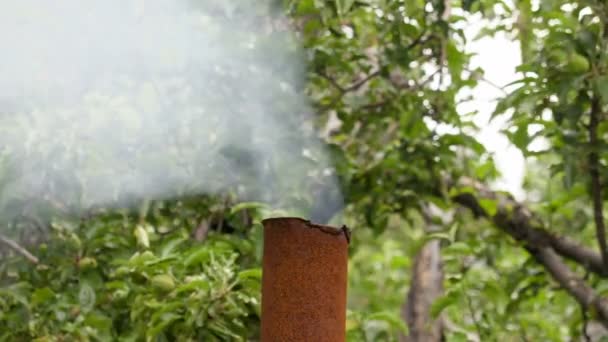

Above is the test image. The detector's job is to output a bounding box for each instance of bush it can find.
[0,199,262,341]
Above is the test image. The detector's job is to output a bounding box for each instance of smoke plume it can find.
[0,0,342,226]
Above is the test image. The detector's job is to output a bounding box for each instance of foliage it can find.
[3,0,608,341]
[0,198,263,341]
[346,215,418,341]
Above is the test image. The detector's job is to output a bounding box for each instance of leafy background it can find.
[2,0,608,341]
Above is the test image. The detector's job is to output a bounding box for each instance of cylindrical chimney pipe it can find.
[260,217,350,342]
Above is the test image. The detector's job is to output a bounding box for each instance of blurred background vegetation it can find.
[2,0,608,341]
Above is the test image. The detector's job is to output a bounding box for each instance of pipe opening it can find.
[262,217,351,243]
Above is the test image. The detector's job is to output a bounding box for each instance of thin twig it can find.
[589,95,608,271]
[0,234,39,264]
[356,68,442,112]
[316,69,381,111]
[479,77,508,95]
[359,99,391,110]
[317,69,381,94]
[344,70,381,92]
[465,67,508,95]
[317,70,345,93]
[417,68,442,90]
[406,32,429,50]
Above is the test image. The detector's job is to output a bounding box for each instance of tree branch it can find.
[406,31,427,50]
[315,69,381,111]
[451,178,607,276]
[529,246,608,328]
[450,178,608,327]
[359,99,391,111]
[401,203,445,342]
[464,67,508,95]
[478,77,508,95]
[317,69,381,95]
[344,70,381,92]
[316,70,345,93]
[0,234,39,264]
[589,95,608,271]
[546,234,605,276]
[401,239,444,341]
[356,68,442,112]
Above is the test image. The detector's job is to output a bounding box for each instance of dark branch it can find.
[344,70,381,93]
[478,76,508,95]
[546,234,605,276]
[451,178,608,327]
[315,69,381,111]
[401,203,445,341]
[451,179,607,276]
[402,239,444,341]
[589,95,608,271]
[406,32,437,50]
[317,69,381,95]
[359,99,391,111]
[529,247,608,329]
[357,68,441,112]
[414,68,441,90]
[316,70,345,93]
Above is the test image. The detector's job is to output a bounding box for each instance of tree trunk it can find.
[401,205,445,342]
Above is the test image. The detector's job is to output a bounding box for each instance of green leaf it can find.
[423,232,451,242]
[366,311,408,333]
[84,311,113,336]
[31,287,55,307]
[444,241,473,255]
[159,237,187,258]
[148,312,182,337]
[576,29,597,57]
[475,160,498,180]
[175,279,211,295]
[449,185,477,197]
[430,290,460,318]
[509,123,530,152]
[230,201,266,215]
[446,40,465,80]
[79,282,96,313]
[448,222,459,242]
[185,248,211,267]
[478,198,498,216]
[595,76,608,105]
[238,268,262,281]
[335,0,355,16]
[295,0,317,15]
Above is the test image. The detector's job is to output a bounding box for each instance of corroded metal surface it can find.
[261,217,349,342]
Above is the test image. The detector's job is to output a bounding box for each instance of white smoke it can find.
[0,0,342,224]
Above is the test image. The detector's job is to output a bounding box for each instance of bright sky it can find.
[461,18,525,200]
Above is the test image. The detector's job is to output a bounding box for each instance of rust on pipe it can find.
[261,217,350,342]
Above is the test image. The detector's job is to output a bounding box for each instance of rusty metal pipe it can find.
[261,217,350,341]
